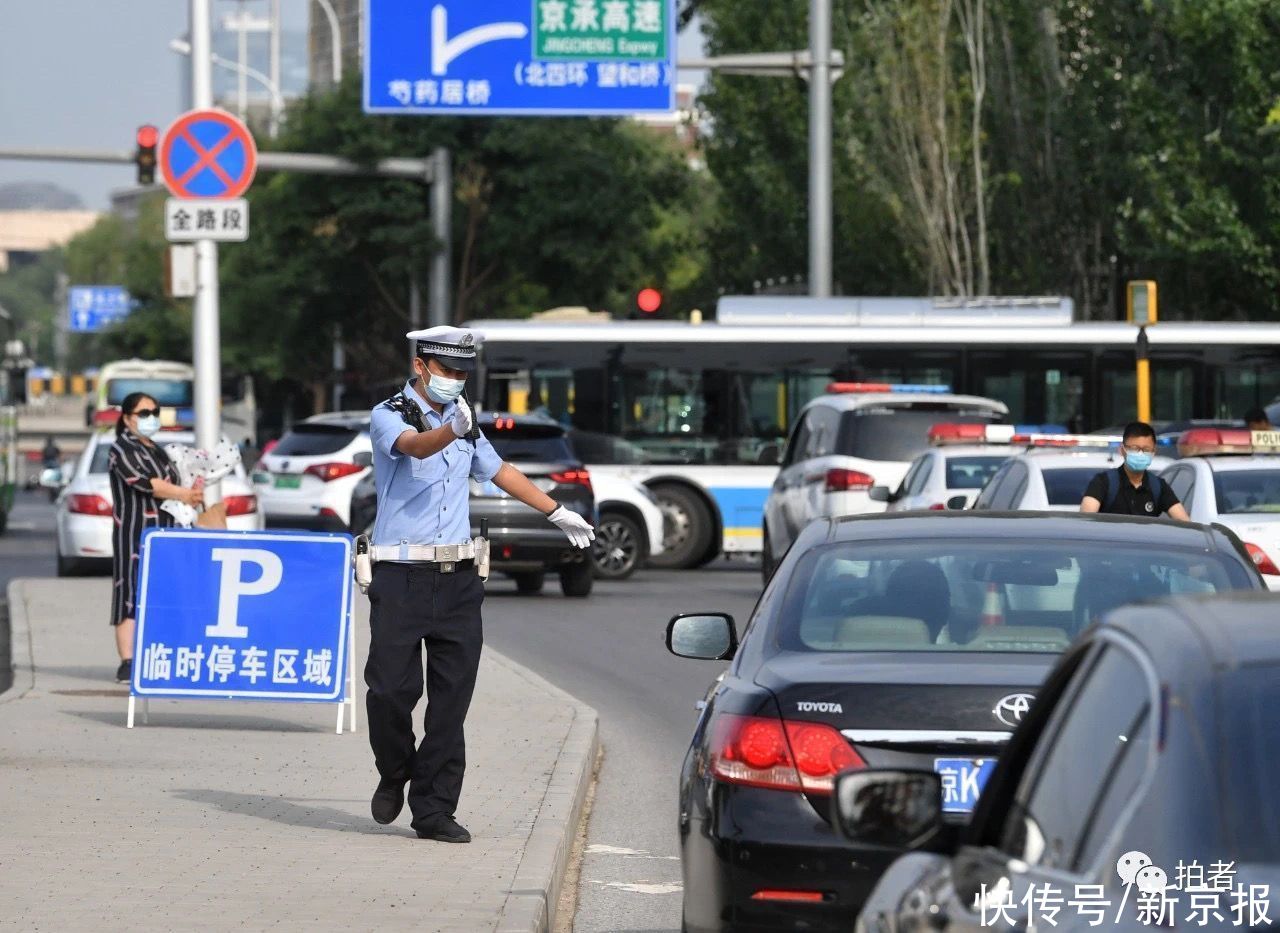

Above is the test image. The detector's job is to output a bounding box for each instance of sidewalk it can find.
[0,577,597,933]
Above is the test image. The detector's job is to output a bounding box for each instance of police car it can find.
[1161,428,1280,590]
[763,384,1008,579]
[971,434,1175,512]
[879,424,1064,512]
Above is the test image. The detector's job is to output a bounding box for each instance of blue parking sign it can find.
[132,530,353,704]
[364,0,676,115]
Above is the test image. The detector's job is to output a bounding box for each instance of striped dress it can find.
[108,430,179,626]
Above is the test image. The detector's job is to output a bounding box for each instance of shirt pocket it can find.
[411,455,446,484]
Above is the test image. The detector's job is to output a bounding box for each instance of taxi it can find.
[880,423,1064,512]
[1160,427,1280,590]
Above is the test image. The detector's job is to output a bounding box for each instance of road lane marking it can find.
[587,881,683,895]
[586,844,679,860]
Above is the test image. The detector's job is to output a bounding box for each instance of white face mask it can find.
[424,371,466,404]
[135,415,161,437]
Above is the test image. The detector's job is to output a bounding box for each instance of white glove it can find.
[547,506,595,549]
[450,398,474,438]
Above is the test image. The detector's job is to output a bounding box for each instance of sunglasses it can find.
[130,408,161,418]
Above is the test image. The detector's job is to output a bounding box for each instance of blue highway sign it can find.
[133,529,352,702]
[364,0,676,116]
[68,286,132,333]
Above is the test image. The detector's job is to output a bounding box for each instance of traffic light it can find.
[636,287,662,316]
[135,124,159,186]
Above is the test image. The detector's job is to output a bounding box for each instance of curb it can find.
[1,579,34,703]
[489,649,600,933]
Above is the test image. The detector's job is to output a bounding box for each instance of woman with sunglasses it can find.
[107,392,205,683]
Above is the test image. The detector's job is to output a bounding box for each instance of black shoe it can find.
[371,776,407,825]
[415,816,471,843]
[115,659,132,683]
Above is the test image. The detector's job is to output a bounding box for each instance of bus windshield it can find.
[106,378,193,407]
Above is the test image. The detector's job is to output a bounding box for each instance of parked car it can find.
[55,429,263,576]
[1162,428,1280,590]
[840,592,1280,932]
[472,412,597,597]
[971,445,1174,513]
[586,472,665,580]
[253,411,372,531]
[666,512,1263,933]
[762,384,1007,581]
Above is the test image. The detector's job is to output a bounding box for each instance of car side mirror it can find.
[832,769,943,849]
[353,451,373,468]
[868,485,892,503]
[666,612,737,660]
[946,494,968,511]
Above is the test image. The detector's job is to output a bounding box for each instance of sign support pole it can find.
[191,0,223,492]
[428,148,452,328]
[808,0,833,298]
[1135,326,1151,423]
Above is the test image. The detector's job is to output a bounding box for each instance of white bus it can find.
[90,359,257,445]
[469,296,1280,569]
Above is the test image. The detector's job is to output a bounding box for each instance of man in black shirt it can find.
[1080,421,1189,519]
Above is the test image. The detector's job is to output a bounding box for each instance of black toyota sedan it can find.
[839,592,1280,932]
[666,513,1264,933]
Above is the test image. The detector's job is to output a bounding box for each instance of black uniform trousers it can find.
[365,561,484,831]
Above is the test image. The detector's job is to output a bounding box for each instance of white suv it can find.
[254,412,372,531]
[762,385,1008,579]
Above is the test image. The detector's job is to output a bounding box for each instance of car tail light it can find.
[550,469,593,492]
[224,495,257,516]
[1245,542,1280,576]
[928,503,946,510]
[824,469,875,493]
[709,714,863,795]
[304,462,365,482]
[751,890,826,903]
[68,493,112,516]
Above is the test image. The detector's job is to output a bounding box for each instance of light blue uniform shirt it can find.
[369,382,503,546]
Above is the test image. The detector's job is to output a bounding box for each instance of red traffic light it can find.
[136,124,159,148]
[637,288,662,314]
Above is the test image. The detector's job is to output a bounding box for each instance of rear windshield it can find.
[273,425,359,456]
[1042,467,1104,506]
[90,443,111,474]
[1222,664,1280,861]
[838,406,1002,462]
[946,456,1008,490]
[776,539,1253,654]
[106,378,193,407]
[1214,470,1280,514]
[485,423,573,463]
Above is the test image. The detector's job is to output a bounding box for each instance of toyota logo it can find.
[993,693,1034,727]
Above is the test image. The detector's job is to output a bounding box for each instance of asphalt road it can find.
[1,494,762,932]
[484,563,762,933]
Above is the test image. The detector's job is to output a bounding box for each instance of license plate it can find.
[274,474,302,489]
[934,757,997,814]
[252,472,269,485]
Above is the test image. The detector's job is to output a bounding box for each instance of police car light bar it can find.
[1014,433,1122,448]
[1177,428,1280,458]
[826,382,953,395]
[928,423,1070,446]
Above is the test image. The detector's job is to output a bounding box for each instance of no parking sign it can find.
[159,108,257,242]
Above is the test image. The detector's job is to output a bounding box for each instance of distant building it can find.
[0,211,101,273]
[308,0,362,92]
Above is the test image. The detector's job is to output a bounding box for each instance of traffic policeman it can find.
[1080,420,1190,520]
[364,326,594,842]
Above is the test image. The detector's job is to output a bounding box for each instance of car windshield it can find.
[1222,663,1280,862]
[1213,469,1280,514]
[838,406,1003,462]
[272,425,359,456]
[946,455,1008,490]
[486,423,574,462]
[106,378,193,406]
[1041,467,1106,506]
[776,538,1252,654]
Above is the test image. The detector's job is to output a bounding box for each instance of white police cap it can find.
[406,325,478,371]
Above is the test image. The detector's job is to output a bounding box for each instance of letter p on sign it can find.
[206,548,284,638]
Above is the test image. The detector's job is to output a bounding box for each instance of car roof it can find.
[805,392,1009,414]
[1016,450,1172,469]
[1181,455,1280,472]
[301,411,370,427]
[928,445,1013,458]
[479,411,560,425]
[1107,593,1280,668]
[824,510,1225,550]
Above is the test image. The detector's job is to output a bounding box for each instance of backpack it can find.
[1103,469,1164,515]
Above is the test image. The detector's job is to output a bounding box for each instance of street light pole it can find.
[190,0,223,493]
[170,39,283,138]
[313,0,343,84]
[808,0,832,298]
